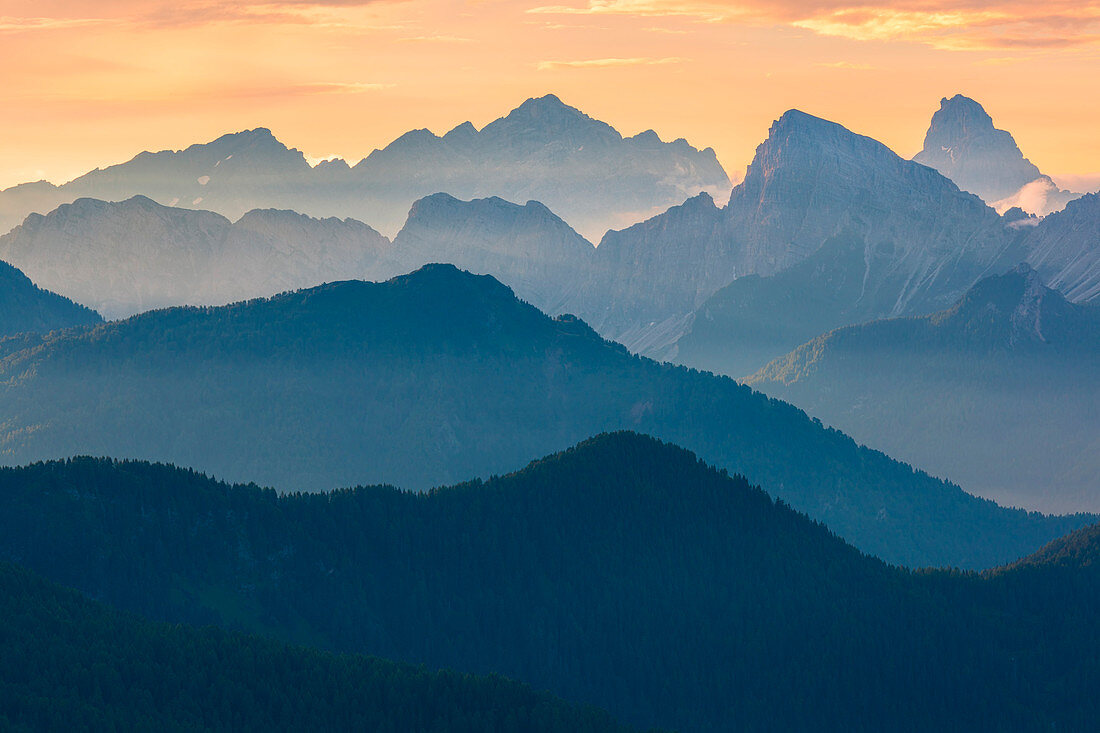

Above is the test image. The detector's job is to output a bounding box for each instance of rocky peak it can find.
[913,95,1042,202]
[478,94,622,148]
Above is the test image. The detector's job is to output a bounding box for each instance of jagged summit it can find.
[741,108,911,190]
[934,95,999,135]
[913,95,1043,203]
[479,94,622,147]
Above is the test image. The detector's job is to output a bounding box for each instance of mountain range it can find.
[593,108,1017,363]
[748,266,1100,513]
[0,95,731,241]
[0,191,596,320]
[0,196,399,318]
[913,94,1080,216]
[0,433,1097,732]
[0,264,1087,569]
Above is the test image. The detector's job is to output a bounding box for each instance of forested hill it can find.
[0,433,1098,732]
[0,561,642,733]
[0,258,101,337]
[0,264,1089,569]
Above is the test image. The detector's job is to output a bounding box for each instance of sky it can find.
[2,0,1099,190]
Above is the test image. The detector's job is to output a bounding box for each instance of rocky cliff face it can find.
[1023,192,1100,303]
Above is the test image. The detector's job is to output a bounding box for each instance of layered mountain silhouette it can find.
[392,192,595,315]
[0,196,399,318]
[0,95,730,240]
[0,192,597,319]
[0,257,101,337]
[0,264,1087,569]
[597,108,1016,364]
[748,266,1100,512]
[0,434,1097,732]
[0,561,635,733]
[913,95,1079,215]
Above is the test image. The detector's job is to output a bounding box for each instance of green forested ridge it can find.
[0,433,1097,732]
[0,258,101,337]
[0,264,1087,568]
[748,266,1100,513]
[0,561,641,733]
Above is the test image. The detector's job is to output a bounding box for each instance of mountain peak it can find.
[913,94,1041,202]
[937,95,995,129]
[479,94,622,146]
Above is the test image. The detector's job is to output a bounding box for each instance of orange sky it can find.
[3,0,1099,190]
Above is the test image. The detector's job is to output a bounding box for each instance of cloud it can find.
[816,60,875,69]
[0,16,110,33]
[536,56,687,69]
[527,1,1100,51]
[0,1,405,31]
[398,34,472,41]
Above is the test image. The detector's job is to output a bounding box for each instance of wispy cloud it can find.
[537,56,686,69]
[398,34,472,42]
[527,1,1100,51]
[816,60,876,69]
[0,16,111,33]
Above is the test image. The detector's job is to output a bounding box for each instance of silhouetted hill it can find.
[0,257,101,336]
[748,266,1100,512]
[0,560,638,733]
[0,264,1086,568]
[0,434,1097,732]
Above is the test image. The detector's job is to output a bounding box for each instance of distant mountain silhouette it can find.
[0,561,635,732]
[0,434,1097,731]
[748,266,1100,512]
[0,95,730,240]
[0,264,1086,569]
[0,196,398,318]
[393,193,594,315]
[913,95,1080,215]
[0,191,598,320]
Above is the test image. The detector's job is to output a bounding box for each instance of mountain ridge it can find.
[0,263,1088,569]
[0,95,730,240]
[0,433,1097,731]
[748,266,1100,512]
